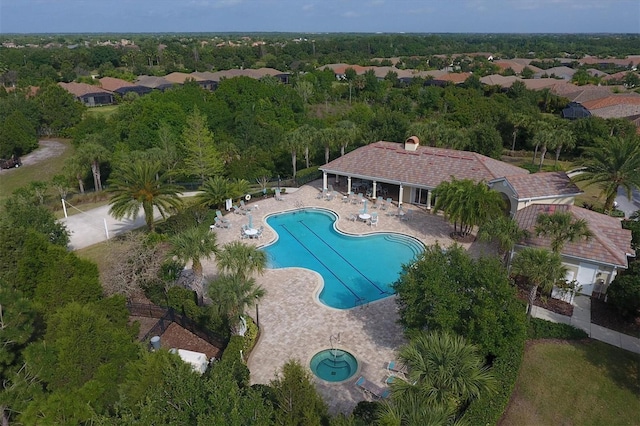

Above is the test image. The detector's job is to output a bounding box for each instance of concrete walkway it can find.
[531,294,640,354]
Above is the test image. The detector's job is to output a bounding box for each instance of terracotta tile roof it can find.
[164,72,204,84]
[514,204,634,268]
[581,93,640,110]
[99,76,135,91]
[493,172,582,200]
[522,78,567,90]
[434,72,472,84]
[321,141,528,189]
[58,82,112,97]
[602,71,633,81]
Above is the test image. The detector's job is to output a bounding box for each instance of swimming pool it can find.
[263,208,423,309]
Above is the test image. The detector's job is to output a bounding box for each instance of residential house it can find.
[514,204,635,298]
[135,75,174,91]
[98,76,152,97]
[58,82,114,107]
[488,172,583,217]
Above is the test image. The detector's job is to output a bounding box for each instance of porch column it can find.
[426,190,432,210]
[398,184,404,206]
[347,176,352,194]
[323,172,328,190]
[372,181,377,198]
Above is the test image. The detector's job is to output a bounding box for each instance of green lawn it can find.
[84,104,119,119]
[0,139,74,205]
[500,340,639,425]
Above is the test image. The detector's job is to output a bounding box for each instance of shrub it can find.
[464,338,525,425]
[527,318,588,340]
[242,316,259,354]
[606,261,640,320]
[220,335,250,387]
[295,166,321,186]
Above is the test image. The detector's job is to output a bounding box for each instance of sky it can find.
[0,0,639,34]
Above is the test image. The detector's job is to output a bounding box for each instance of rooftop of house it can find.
[514,204,635,268]
[321,140,528,189]
[581,93,640,110]
[491,171,582,200]
[135,75,173,89]
[163,72,205,84]
[58,82,113,97]
[192,68,287,82]
[98,76,136,91]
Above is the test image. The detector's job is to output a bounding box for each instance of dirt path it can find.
[1,139,68,172]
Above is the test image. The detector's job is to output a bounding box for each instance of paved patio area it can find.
[201,181,495,415]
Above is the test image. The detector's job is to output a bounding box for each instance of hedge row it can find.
[527,318,588,340]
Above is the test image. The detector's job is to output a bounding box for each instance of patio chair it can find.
[386,197,393,207]
[401,209,412,221]
[216,210,230,224]
[342,192,351,203]
[355,376,390,400]
[350,193,359,205]
[233,205,246,215]
[370,213,379,227]
[348,213,357,222]
[373,196,383,209]
[275,189,284,201]
[326,191,335,201]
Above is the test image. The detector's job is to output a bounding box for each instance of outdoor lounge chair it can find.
[317,189,326,199]
[216,210,230,224]
[386,360,408,378]
[355,376,390,400]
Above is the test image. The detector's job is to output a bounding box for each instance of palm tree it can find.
[508,112,530,155]
[281,127,307,178]
[535,211,593,253]
[335,120,358,157]
[553,126,576,167]
[196,176,233,209]
[477,216,530,264]
[433,178,506,237]
[216,241,267,281]
[76,140,110,192]
[168,226,219,303]
[511,248,567,318]
[208,274,265,327]
[532,121,558,170]
[386,330,496,422]
[107,160,183,232]
[318,127,338,165]
[209,241,267,331]
[573,136,640,211]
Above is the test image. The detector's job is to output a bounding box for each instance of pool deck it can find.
[201,181,495,415]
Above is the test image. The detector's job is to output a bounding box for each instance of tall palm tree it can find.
[216,241,267,281]
[387,330,495,421]
[477,216,530,264]
[168,226,218,303]
[335,120,358,157]
[107,160,183,232]
[573,136,640,211]
[510,248,567,318]
[535,211,593,253]
[281,127,307,178]
[433,178,505,237]
[76,140,110,192]
[553,126,576,167]
[532,120,558,170]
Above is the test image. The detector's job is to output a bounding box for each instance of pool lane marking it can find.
[278,223,365,304]
[297,220,390,295]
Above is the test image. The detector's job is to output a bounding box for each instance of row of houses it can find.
[320,136,635,300]
[57,68,291,107]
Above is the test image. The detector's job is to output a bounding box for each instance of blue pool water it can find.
[310,349,358,382]
[263,208,423,309]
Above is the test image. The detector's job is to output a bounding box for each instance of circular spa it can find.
[310,349,358,382]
